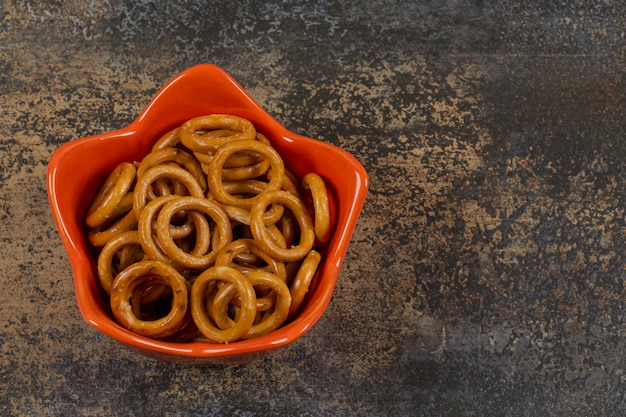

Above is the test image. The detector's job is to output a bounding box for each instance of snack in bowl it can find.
[47,64,368,364]
[87,114,329,344]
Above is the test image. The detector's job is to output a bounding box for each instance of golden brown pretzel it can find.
[137,195,213,271]
[207,139,285,209]
[190,266,257,343]
[151,127,182,150]
[97,230,144,295]
[210,270,292,339]
[202,132,273,176]
[137,196,183,266]
[88,209,138,247]
[86,162,136,228]
[155,196,233,270]
[137,146,207,191]
[249,190,315,262]
[133,163,205,220]
[110,260,189,338]
[301,173,331,246]
[288,250,322,320]
[179,114,256,153]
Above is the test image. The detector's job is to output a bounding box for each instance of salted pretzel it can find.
[207,139,285,209]
[88,209,138,247]
[155,196,233,270]
[110,260,190,339]
[209,270,291,339]
[151,127,182,150]
[190,266,257,343]
[138,196,192,266]
[136,146,206,191]
[179,114,256,153]
[288,250,322,320]
[97,230,144,295]
[86,162,136,228]
[302,173,330,246]
[132,163,205,220]
[249,190,316,262]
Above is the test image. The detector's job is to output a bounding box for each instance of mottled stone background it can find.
[2,1,626,415]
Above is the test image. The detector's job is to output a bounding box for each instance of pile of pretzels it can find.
[85,114,329,343]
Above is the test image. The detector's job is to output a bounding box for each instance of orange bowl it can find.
[46,64,368,364]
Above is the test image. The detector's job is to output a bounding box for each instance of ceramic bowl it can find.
[47,64,368,364]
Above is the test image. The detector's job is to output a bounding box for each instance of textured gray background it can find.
[2,1,626,416]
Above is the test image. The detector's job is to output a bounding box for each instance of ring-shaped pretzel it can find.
[138,196,182,265]
[133,164,205,221]
[137,146,207,191]
[156,196,233,269]
[110,260,189,339]
[128,280,195,341]
[86,162,136,228]
[250,190,315,262]
[301,173,331,246]
[180,114,256,153]
[152,127,182,150]
[88,209,138,247]
[190,266,257,343]
[200,133,273,175]
[207,139,285,209]
[195,146,265,174]
[97,230,144,295]
[198,131,270,163]
[210,270,291,339]
[288,250,322,320]
[137,195,210,271]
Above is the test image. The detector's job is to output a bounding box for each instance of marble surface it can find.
[2,1,626,415]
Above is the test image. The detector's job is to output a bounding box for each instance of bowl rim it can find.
[47,63,369,361]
